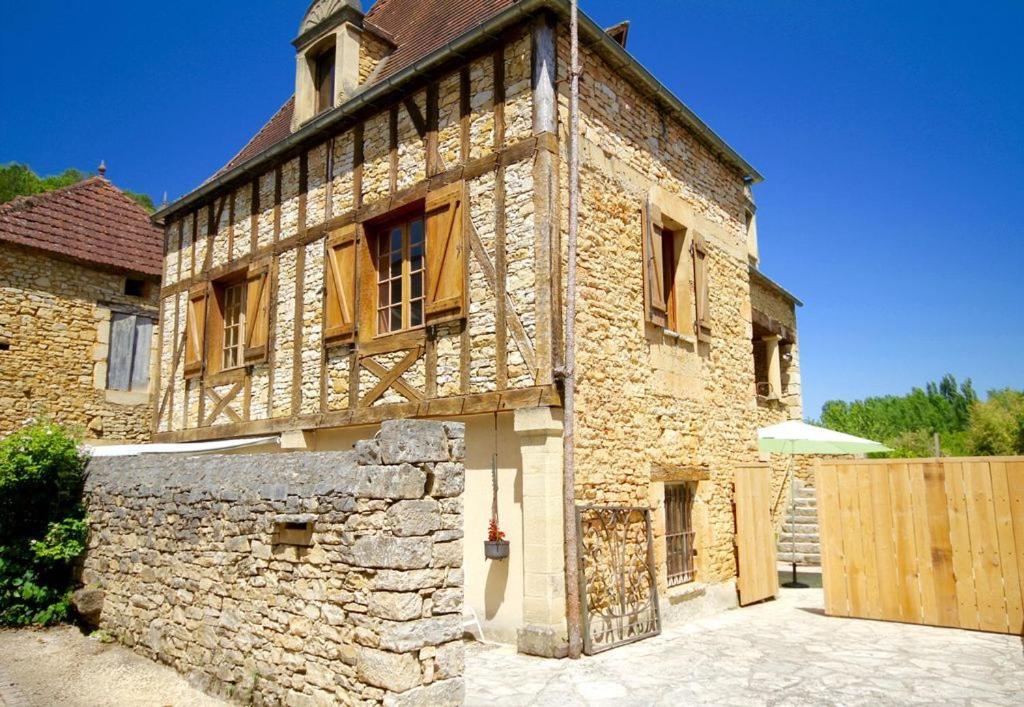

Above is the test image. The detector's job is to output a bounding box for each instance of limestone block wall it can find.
[555,35,803,586]
[0,244,158,442]
[81,420,466,706]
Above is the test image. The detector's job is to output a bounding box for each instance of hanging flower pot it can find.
[485,518,509,560]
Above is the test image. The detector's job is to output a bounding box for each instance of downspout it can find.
[562,0,584,660]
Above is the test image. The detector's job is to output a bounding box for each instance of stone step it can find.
[778,533,819,545]
[787,507,818,519]
[776,541,820,554]
[774,549,823,561]
[781,522,819,533]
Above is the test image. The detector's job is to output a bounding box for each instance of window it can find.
[183,262,270,380]
[752,323,784,403]
[107,313,154,391]
[315,45,336,114]
[643,199,709,338]
[374,214,425,335]
[221,282,246,370]
[665,483,696,587]
[124,278,146,297]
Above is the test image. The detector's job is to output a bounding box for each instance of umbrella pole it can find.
[782,453,808,589]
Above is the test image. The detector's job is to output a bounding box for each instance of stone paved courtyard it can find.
[466,588,1024,705]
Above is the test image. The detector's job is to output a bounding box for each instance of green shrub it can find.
[0,421,89,626]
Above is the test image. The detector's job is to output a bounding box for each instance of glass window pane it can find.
[393,274,402,302]
[410,219,424,246]
[390,227,402,253]
[378,309,390,333]
[378,283,390,308]
[411,272,422,300]
[411,301,423,328]
[390,305,402,332]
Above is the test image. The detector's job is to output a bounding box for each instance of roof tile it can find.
[212,0,517,179]
[0,178,163,276]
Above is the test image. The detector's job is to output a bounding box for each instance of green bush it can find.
[0,421,89,626]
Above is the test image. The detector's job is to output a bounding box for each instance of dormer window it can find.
[314,44,336,114]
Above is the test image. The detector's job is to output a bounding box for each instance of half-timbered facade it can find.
[154,0,803,656]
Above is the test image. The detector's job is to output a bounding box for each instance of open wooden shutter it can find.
[244,260,271,363]
[642,199,668,328]
[693,234,711,337]
[324,225,358,345]
[424,182,467,323]
[184,284,209,379]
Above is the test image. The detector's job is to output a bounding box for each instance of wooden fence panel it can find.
[735,466,778,606]
[816,457,1024,635]
[815,466,848,616]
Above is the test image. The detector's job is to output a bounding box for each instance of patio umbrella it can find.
[757,420,891,586]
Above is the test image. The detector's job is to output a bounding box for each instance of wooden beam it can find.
[205,381,244,425]
[495,164,508,389]
[426,81,441,176]
[493,46,506,150]
[151,384,563,444]
[403,95,428,139]
[273,165,282,243]
[360,347,425,406]
[292,244,305,416]
[459,66,471,163]
[389,104,399,195]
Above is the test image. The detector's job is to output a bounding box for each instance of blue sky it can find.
[1,1,1021,418]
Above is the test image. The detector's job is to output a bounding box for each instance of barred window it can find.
[665,483,696,587]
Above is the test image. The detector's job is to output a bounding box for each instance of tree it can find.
[817,375,978,457]
[965,389,1024,456]
[0,163,155,213]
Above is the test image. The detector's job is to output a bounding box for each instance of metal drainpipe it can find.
[562,0,584,660]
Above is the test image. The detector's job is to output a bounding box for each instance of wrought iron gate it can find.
[575,505,662,654]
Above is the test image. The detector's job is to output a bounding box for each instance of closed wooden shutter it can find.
[130,317,154,390]
[107,312,136,391]
[424,182,467,323]
[693,234,711,337]
[642,199,668,328]
[244,260,271,362]
[324,225,358,345]
[184,284,209,379]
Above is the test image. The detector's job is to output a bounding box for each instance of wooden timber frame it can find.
[153,18,565,443]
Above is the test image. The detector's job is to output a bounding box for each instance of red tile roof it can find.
[0,178,164,277]
[212,0,518,179]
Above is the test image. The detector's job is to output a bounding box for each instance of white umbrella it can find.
[758,420,892,455]
[757,420,890,586]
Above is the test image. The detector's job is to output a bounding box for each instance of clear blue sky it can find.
[1,1,1021,419]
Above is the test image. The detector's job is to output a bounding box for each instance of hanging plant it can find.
[484,517,509,560]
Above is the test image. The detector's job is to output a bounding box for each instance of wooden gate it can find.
[816,458,1024,634]
[735,465,779,605]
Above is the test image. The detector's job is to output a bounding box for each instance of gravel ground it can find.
[0,625,225,707]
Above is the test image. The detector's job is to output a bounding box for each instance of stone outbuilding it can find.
[0,176,162,442]
[152,0,803,658]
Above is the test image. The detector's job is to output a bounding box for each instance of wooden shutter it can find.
[642,199,668,328]
[107,312,136,391]
[424,182,467,323]
[693,233,711,337]
[184,284,209,379]
[324,225,358,345]
[130,316,154,390]
[244,260,271,363]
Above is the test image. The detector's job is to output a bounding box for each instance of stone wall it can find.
[0,244,158,442]
[555,33,804,591]
[81,420,466,706]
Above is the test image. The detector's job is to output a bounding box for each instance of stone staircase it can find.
[777,478,820,566]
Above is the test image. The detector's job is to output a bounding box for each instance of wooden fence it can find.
[815,458,1024,634]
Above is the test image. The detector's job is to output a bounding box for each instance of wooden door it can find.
[735,465,779,606]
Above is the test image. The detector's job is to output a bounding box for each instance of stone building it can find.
[0,176,162,442]
[153,0,803,656]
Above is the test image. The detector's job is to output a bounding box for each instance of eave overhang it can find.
[154,0,763,225]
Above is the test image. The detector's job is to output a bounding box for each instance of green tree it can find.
[0,163,155,214]
[965,389,1024,456]
[817,375,978,457]
[0,421,89,626]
